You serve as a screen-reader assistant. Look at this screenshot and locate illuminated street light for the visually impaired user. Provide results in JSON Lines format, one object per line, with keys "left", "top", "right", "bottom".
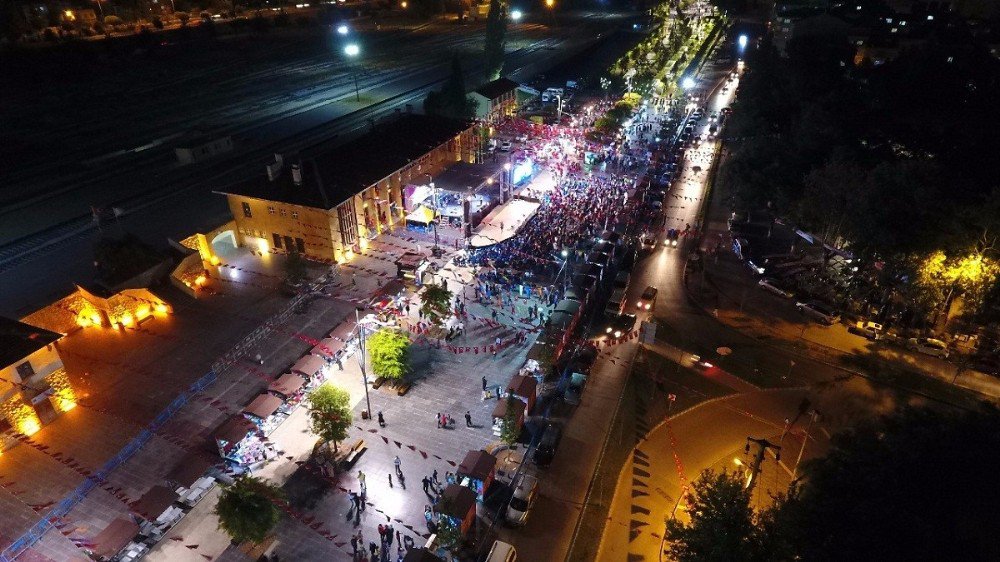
{"left": 738, "top": 34, "right": 749, "bottom": 49}
{"left": 401, "top": 1, "right": 408, "bottom": 7}
{"left": 344, "top": 44, "right": 362, "bottom": 101}
{"left": 510, "top": 9, "right": 523, "bottom": 21}
{"left": 681, "top": 76, "right": 696, "bottom": 90}
{"left": 337, "top": 24, "right": 350, "bottom": 35}
{"left": 545, "top": 0, "right": 554, "bottom": 7}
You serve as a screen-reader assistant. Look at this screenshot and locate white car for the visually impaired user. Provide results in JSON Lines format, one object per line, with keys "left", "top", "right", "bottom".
{"left": 499, "top": 140, "right": 513, "bottom": 152}
{"left": 907, "top": 337, "right": 949, "bottom": 359}
{"left": 506, "top": 473, "right": 538, "bottom": 526}
{"left": 758, "top": 278, "right": 793, "bottom": 298}
{"left": 795, "top": 301, "right": 840, "bottom": 325}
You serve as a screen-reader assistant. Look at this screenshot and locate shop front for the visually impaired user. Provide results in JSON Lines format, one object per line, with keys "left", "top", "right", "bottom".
{"left": 268, "top": 372, "right": 308, "bottom": 403}
{"left": 242, "top": 392, "right": 287, "bottom": 433}
{"left": 130, "top": 485, "right": 182, "bottom": 544}
{"left": 291, "top": 353, "right": 328, "bottom": 388}
{"left": 456, "top": 449, "right": 497, "bottom": 500}
{"left": 438, "top": 484, "right": 478, "bottom": 538}
{"left": 211, "top": 415, "right": 273, "bottom": 469}
{"left": 491, "top": 397, "right": 525, "bottom": 438}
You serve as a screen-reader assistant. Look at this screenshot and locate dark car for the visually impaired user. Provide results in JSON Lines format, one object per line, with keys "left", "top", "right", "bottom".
{"left": 533, "top": 423, "right": 562, "bottom": 467}
{"left": 604, "top": 313, "right": 637, "bottom": 339}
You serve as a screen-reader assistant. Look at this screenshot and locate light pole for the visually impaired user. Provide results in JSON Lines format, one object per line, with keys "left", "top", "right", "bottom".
{"left": 355, "top": 307, "right": 373, "bottom": 419}
{"left": 792, "top": 410, "right": 820, "bottom": 480}
{"left": 431, "top": 181, "right": 441, "bottom": 255}
{"left": 503, "top": 161, "right": 511, "bottom": 202}
{"left": 344, "top": 43, "right": 361, "bottom": 102}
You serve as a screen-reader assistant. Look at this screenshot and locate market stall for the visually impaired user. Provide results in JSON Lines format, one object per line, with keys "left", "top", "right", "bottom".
{"left": 330, "top": 319, "right": 358, "bottom": 342}
{"left": 491, "top": 397, "right": 525, "bottom": 438}
{"left": 211, "top": 415, "right": 272, "bottom": 468}
{"left": 165, "top": 453, "right": 216, "bottom": 507}
{"left": 506, "top": 374, "right": 538, "bottom": 415}
{"left": 268, "top": 372, "right": 307, "bottom": 403}
{"left": 131, "top": 485, "right": 182, "bottom": 541}
{"left": 438, "top": 484, "right": 477, "bottom": 538}
{"left": 395, "top": 251, "right": 428, "bottom": 280}
{"left": 88, "top": 517, "right": 139, "bottom": 561}
{"left": 456, "top": 449, "right": 497, "bottom": 499}
{"left": 310, "top": 337, "right": 346, "bottom": 362}
{"left": 291, "top": 353, "right": 328, "bottom": 387}
{"left": 242, "top": 392, "right": 286, "bottom": 433}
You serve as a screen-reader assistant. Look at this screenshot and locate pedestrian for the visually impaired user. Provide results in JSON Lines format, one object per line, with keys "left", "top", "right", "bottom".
{"left": 465, "top": 410, "right": 472, "bottom": 427}
{"left": 351, "top": 535, "right": 358, "bottom": 557}
{"left": 388, "top": 473, "right": 393, "bottom": 488}
{"left": 352, "top": 273, "right": 357, "bottom": 287}
{"left": 436, "top": 412, "right": 441, "bottom": 428}
{"left": 432, "top": 469, "right": 438, "bottom": 484}
{"left": 422, "top": 476, "right": 430, "bottom": 492}
{"left": 377, "top": 411, "right": 386, "bottom": 428}
{"left": 336, "top": 356, "right": 343, "bottom": 371}
{"left": 482, "top": 376, "right": 488, "bottom": 391}
{"left": 394, "top": 455, "right": 401, "bottom": 474}
{"left": 370, "top": 542, "right": 378, "bottom": 560}
{"left": 398, "top": 472, "right": 406, "bottom": 489}
{"left": 395, "top": 529, "right": 401, "bottom": 547}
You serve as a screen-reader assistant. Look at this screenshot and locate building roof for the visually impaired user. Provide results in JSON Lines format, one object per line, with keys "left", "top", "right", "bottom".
{"left": 215, "top": 114, "right": 473, "bottom": 210}
{"left": 507, "top": 374, "right": 537, "bottom": 400}
{"left": 130, "top": 485, "right": 177, "bottom": 520}
{"left": 475, "top": 77, "right": 520, "bottom": 100}
{"left": 439, "top": 483, "right": 477, "bottom": 520}
{"left": 458, "top": 449, "right": 497, "bottom": 481}
{"left": 242, "top": 393, "right": 284, "bottom": 420}
{"left": 292, "top": 354, "right": 326, "bottom": 377}
{"left": 0, "top": 317, "right": 61, "bottom": 369}
{"left": 90, "top": 518, "right": 139, "bottom": 558}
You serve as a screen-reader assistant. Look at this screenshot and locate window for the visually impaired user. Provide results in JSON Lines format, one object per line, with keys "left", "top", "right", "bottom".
{"left": 242, "top": 202, "right": 252, "bottom": 218}
{"left": 273, "top": 233, "right": 282, "bottom": 249}
{"left": 15, "top": 361, "right": 34, "bottom": 381}
{"left": 268, "top": 206, "right": 276, "bottom": 215}
{"left": 296, "top": 238, "right": 305, "bottom": 254}
{"left": 279, "top": 208, "right": 287, "bottom": 217}
{"left": 291, "top": 211, "right": 299, "bottom": 219}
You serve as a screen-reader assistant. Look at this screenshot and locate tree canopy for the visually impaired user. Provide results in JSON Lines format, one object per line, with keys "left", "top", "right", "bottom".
{"left": 215, "top": 475, "right": 283, "bottom": 545}
{"left": 306, "top": 383, "right": 352, "bottom": 451}
{"left": 425, "top": 54, "right": 476, "bottom": 120}
{"left": 368, "top": 328, "right": 410, "bottom": 380}
{"left": 420, "top": 283, "right": 453, "bottom": 326}
{"left": 483, "top": 0, "right": 507, "bottom": 80}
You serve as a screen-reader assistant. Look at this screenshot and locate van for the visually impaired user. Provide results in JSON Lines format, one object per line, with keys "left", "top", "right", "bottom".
{"left": 486, "top": 540, "right": 517, "bottom": 562}
{"left": 533, "top": 423, "right": 562, "bottom": 467}
{"left": 606, "top": 288, "right": 627, "bottom": 317}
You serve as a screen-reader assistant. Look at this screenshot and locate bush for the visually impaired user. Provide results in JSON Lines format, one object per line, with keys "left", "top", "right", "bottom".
{"left": 152, "top": 16, "right": 164, "bottom": 29}
{"left": 104, "top": 15, "right": 123, "bottom": 26}
{"left": 176, "top": 12, "right": 190, "bottom": 25}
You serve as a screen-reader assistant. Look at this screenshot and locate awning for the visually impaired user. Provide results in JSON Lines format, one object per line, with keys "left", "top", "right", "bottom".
{"left": 130, "top": 485, "right": 177, "bottom": 520}
{"left": 395, "top": 251, "right": 427, "bottom": 271}
{"left": 507, "top": 374, "right": 537, "bottom": 400}
{"left": 457, "top": 450, "right": 497, "bottom": 481}
{"left": 492, "top": 398, "right": 525, "bottom": 422}
{"left": 211, "top": 416, "right": 257, "bottom": 455}
{"left": 439, "top": 483, "right": 477, "bottom": 520}
{"left": 268, "top": 373, "right": 306, "bottom": 398}
{"left": 292, "top": 354, "right": 326, "bottom": 377}
{"left": 311, "top": 338, "right": 345, "bottom": 359}
{"left": 242, "top": 393, "right": 284, "bottom": 420}
{"left": 166, "top": 454, "right": 216, "bottom": 488}
{"left": 90, "top": 518, "right": 139, "bottom": 559}
{"left": 330, "top": 320, "right": 358, "bottom": 341}
{"left": 406, "top": 205, "right": 436, "bottom": 225}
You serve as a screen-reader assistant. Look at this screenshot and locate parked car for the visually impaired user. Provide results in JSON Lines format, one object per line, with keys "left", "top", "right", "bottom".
{"left": 637, "top": 286, "right": 658, "bottom": 311}
{"left": 605, "top": 313, "right": 637, "bottom": 339}
{"left": 666, "top": 229, "right": 680, "bottom": 247}
{"left": 614, "top": 270, "right": 631, "bottom": 289}
{"left": 563, "top": 371, "right": 587, "bottom": 406}
{"left": 907, "top": 337, "right": 950, "bottom": 359}
{"left": 499, "top": 140, "right": 513, "bottom": 152}
{"left": 758, "top": 277, "right": 793, "bottom": 298}
{"left": 506, "top": 473, "right": 538, "bottom": 526}
{"left": 640, "top": 232, "right": 657, "bottom": 252}
{"left": 795, "top": 301, "right": 840, "bottom": 325}
{"left": 486, "top": 540, "right": 518, "bottom": 562}
{"left": 848, "top": 320, "right": 883, "bottom": 341}
{"left": 533, "top": 424, "right": 562, "bottom": 467}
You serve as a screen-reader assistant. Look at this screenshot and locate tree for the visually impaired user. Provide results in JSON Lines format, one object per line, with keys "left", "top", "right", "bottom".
{"left": 435, "top": 513, "right": 463, "bottom": 548}
{"left": 215, "top": 475, "right": 283, "bottom": 545}
{"left": 424, "top": 54, "right": 476, "bottom": 120}
{"left": 770, "top": 406, "right": 1000, "bottom": 560}
{"left": 665, "top": 469, "right": 768, "bottom": 562}
{"left": 483, "top": 0, "right": 506, "bottom": 80}
{"left": 284, "top": 249, "right": 307, "bottom": 283}
{"left": 420, "top": 283, "right": 453, "bottom": 326}
{"left": 368, "top": 328, "right": 410, "bottom": 380}
{"left": 499, "top": 398, "right": 520, "bottom": 445}
{"left": 306, "top": 383, "right": 352, "bottom": 452}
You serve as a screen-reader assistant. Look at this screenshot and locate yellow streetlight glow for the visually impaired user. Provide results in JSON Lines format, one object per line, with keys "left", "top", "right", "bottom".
{"left": 545, "top": 0, "right": 554, "bottom": 7}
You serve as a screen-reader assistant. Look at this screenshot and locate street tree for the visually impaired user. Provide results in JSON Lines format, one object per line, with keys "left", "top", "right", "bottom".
{"left": 435, "top": 515, "right": 463, "bottom": 549}
{"left": 483, "top": 0, "right": 506, "bottom": 80}
{"left": 215, "top": 475, "right": 283, "bottom": 545}
{"left": 770, "top": 406, "right": 1000, "bottom": 560}
{"left": 420, "top": 283, "right": 453, "bottom": 327}
{"left": 664, "top": 469, "right": 768, "bottom": 562}
{"left": 424, "top": 54, "right": 477, "bottom": 120}
{"left": 306, "top": 383, "right": 352, "bottom": 452}
{"left": 499, "top": 398, "right": 520, "bottom": 445}
{"left": 368, "top": 328, "right": 410, "bottom": 380}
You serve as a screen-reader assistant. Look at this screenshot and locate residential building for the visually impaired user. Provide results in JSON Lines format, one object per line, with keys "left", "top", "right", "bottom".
{"left": 214, "top": 114, "right": 477, "bottom": 263}
{"left": 471, "top": 77, "right": 521, "bottom": 123}
{"left": 0, "top": 317, "right": 74, "bottom": 450}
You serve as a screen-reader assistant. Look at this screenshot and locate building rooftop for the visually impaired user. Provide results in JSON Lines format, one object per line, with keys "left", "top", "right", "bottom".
{"left": 0, "top": 316, "right": 61, "bottom": 369}
{"left": 475, "top": 77, "right": 520, "bottom": 100}
{"left": 215, "top": 114, "right": 473, "bottom": 210}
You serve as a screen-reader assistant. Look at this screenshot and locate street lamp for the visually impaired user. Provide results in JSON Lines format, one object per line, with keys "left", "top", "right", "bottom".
{"left": 503, "top": 162, "right": 512, "bottom": 202}
{"left": 337, "top": 24, "right": 350, "bottom": 35}
{"left": 355, "top": 307, "right": 373, "bottom": 420}
{"left": 510, "top": 9, "right": 523, "bottom": 21}
{"left": 738, "top": 34, "right": 748, "bottom": 49}
{"left": 681, "top": 76, "right": 696, "bottom": 90}
{"left": 344, "top": 43, "right": 361, "bottom": 102}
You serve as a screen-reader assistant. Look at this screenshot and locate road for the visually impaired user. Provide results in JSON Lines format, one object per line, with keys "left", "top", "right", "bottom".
{"left": 0, "top": 14, "right": 627, "bottom": 317}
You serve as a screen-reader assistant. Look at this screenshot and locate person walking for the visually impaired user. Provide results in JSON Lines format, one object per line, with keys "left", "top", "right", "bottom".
{"left": 436, "top": 412, "right": 441, "bottom": 428}
{"left": 482, "top": 376, "right": 488, "bottom": 392}
{"left": 377, "top": 411, "right": 386, "bottom": 428}
{"left": 351, "top": 535, "right": 358, "bottom": 558}
{"left": 465, "top": 411, "right": 472, "bottom": 427}
{"left": 394, "top": 455, "right": 402, "bottom": 475}
{"left": 357, "top": 470, "right": 366, "bottom": 492}
{"left": 388, "top": 473, "right": 393, "bottom": 488}
{"left": 432, "top": 469, "right": 438, "bottom": 484}
{"left": 422, "top": 476, "right": 430, "bottom": 493}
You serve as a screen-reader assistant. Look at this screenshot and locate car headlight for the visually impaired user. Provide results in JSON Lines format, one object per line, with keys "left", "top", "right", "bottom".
{"left": 614, "top": 330, "right": 622, "bottom": 338}
{"left": 645, "top": 303, "right": 651, "bottom": 309}
{"left": 605, "top": 326, "right": 612, "bottom": 333}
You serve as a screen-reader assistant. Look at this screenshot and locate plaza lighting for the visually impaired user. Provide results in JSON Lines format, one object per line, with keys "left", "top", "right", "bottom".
{"left": 511, "top": 9, "right": 523, "bottom": 21}
{"left": 545, "top": 0, "right": 554, "bottom": 7}
{"left": 738, "top": 34, "right": 748, "bottom": 49}
{"left": 337, "top": 24, "right": 350, "bottom": 35}
{"left": 681, "top": 77, "right": 696, "bottom": 90}
{"left": 344, "top": 43, "right": 360, "bottom": 57}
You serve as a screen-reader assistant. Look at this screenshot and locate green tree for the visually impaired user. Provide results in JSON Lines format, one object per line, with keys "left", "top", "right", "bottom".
{"left": 306, "top": 383, "right": 352, "bottom": 452}
{"left": 214, "top": 475, "right": 283, "bottom": 545}
{"left": 483, "top": 0, "right": 506, "bottom": 80}
{"left": 368, "top": 328, "right": 410, "bottom": 380}
{"left": 665, "top": 469, "right": 767, "bottom": 561}
{"left": 499, "top": 398, "right": 520, "bottom": 445}
{"left": 435, "top": 515, "right": 463, "bottom": 549}
{"left": 771, "top": 406, "right": 1000, "bottom": 560}
{"left": 425, "top": 54, "right": 476, "bottom": 120}
{"left": 420, "top": 283, "right": 453, "bottom": 326}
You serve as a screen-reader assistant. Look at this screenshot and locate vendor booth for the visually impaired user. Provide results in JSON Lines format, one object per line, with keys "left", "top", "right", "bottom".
{"left": 506, "top": 374, "right": 538, "bottom": 415}
{"left": 88, "top": 517, "right": 140, "bottom": 561}
{"left": 242, "top": 392, "right": 286, "bottom": 433}
{"left": 268, "top": 372, "right": 307, "bottom": 403}
{"left": 492, "top": 397, "right": 525, "bottom": 438}
{"left": 166, "top": 453, "right": 216, "bottom": 507}
{"left": 405, "top": 204, "right": 437, "bottom": 228}
{"left": 438, "top": 484, "right": 478, "bottom": 538}
{"left": 311, "top": 337, "right": 346, "bottom": 362}
{"left": 131, "top": 485, "right": 182, "bottom": 541}
{"left": 395, "top": 252, "right": 428, "bottom": 280}
{"left": 457, "top": 449, "right": 497, "bottom": 499}
{"left": 211, "top": 415, "right": 272, "bottom": 468}
{"left": 291, "top": 353, "right": 327, "bottom": 386}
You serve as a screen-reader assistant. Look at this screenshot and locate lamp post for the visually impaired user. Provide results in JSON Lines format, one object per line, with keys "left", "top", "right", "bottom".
{"left": 503, "top": 161, "right": 512, "bottom": 202}
{"left": 355, "top": 307, "right": 373, "bottom": 419}
{"left": 344, "top": 43, "right": 361, "bottom": 102}
{"left": 431, "top": 181, "right": 441, "bottom": 255}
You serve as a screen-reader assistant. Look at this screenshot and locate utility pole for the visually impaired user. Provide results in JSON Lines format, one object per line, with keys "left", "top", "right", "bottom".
{"left": 744, "top": 437, "right": 781, "bottom": 493}
{"left": 792, "top": 410, "right": 820, "bottom": 480}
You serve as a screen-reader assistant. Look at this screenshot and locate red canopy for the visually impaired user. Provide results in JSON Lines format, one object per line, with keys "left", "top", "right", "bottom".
{"left": 90, "top": 518, "right": 139, "bottom": 558}
{"left": 268, "top": 373, "right": 306, "bottom": 398}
